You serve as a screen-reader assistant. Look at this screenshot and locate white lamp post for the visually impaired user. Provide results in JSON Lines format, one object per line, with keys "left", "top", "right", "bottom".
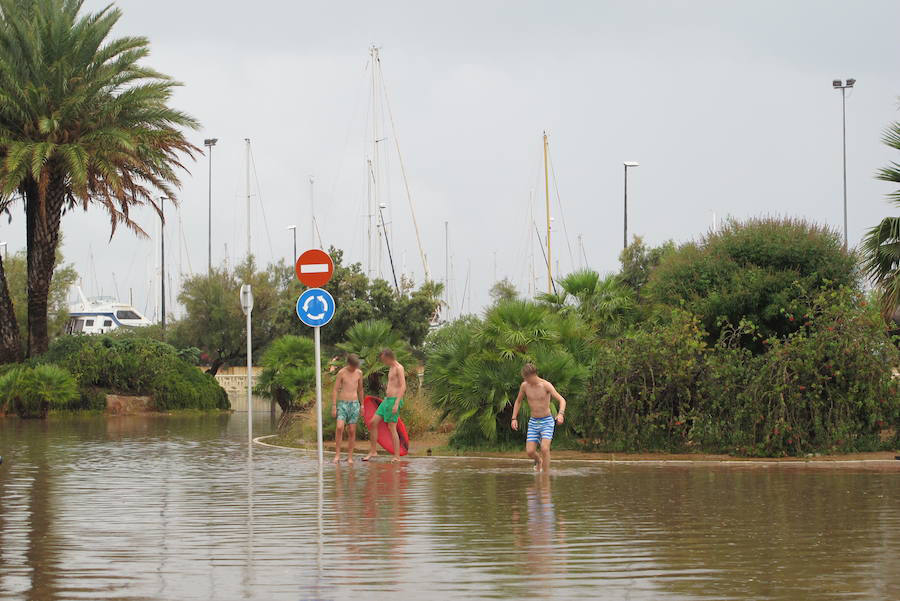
{"left": 240, "top": 284, "right": 254, "bottom": 442}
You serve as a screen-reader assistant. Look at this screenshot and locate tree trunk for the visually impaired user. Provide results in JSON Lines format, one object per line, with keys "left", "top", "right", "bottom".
{"left": 0, "top": 254, "right": 21, "bottom": 363}
{"left": 25, "top": 175, "right": 65, "bottom": 357}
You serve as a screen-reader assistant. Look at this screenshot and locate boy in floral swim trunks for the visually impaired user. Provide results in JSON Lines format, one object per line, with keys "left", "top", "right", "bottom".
{"left": 511, "top": 363, "right": 567, "bottom": 471}
{"left": 331, "top": 354, "right": 364, "bottom": 463}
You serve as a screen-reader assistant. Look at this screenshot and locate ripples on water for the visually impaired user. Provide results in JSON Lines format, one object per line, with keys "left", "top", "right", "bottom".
{"left": 0, "top": 415, "right": 898, "bottom": 601}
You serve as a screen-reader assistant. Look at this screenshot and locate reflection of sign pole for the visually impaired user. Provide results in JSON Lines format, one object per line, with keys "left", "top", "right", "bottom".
{"left": 296, "top": 250, "right": 336, "bottom": 465}
{"left": 240, "top": 284, "right": 254, "bottom": 443}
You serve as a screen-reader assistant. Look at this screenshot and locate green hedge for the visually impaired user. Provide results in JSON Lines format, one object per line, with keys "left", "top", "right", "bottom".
{"left": 583, "top": 290, "right": 900, "bottom": 456}
{"left": 39, "top": 335, "right": 229, "bottom": 411}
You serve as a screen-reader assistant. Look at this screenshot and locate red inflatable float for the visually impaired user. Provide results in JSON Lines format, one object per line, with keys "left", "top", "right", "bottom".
{"left": 363, "top": 395, "right": 410, "bottom": 456}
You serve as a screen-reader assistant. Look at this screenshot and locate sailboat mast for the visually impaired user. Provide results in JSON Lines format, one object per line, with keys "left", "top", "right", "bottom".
{"left": 366, "top": 159, "right": 373, "bottom": 277}
{"left": 444, "top": 220, "right": 449, "bottom": 309}
{"left": 245, "top": 138, "right": 251, "bottom": 262}
{"left": 309, "top": 175, "right": 316, "bottom": 248}
{"left": 369, "top": 45, "right": 379, "bottom": 279}
{"left": 528, "top": 189, "right": 535, "bottom": 298}
{"left": 543, "top": 132, "right": 552, "bottom": 293}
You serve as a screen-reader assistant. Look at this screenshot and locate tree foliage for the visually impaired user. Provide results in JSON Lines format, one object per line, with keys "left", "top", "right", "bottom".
{"left": 0, "top": 0, "right": 198, "bottom": 355}
{"left": 171, "top": 248, "right": 441, "bottom": 374}
{"left": 3, "top": 247, "right": 77, "bottom": 353}
{"left": 861, "top": 115, "right": 900, "bottom": 317}
{"left": 645, "top": 217, "right": 857, "bottom": 347}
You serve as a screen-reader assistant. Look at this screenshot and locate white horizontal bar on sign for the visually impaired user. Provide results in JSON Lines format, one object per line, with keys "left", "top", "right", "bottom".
{"left": 300, "top": 264, "right": 329, "bottom": 274}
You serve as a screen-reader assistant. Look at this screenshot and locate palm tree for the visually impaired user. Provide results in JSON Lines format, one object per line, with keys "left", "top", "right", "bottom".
{"left": 425, "top": 300, "right": 589, "bottom": 445}
{"left": 336, "top": 319, "right": 412, "bottom": 394}
{"left": 255, "top": 335, "right": 317, "bottom": 413}
{"left": 0, "top": 0, "right": 199, "bottom": 356}
{"left": 862, "top": 117, "right": 900, "bottom": 317}
{"left": 539, "top": 269, "right": 635, "bottom": 335}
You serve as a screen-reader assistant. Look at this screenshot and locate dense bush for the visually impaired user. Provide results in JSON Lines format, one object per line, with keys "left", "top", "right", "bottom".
{"left": 645, "top": 217, "right": 857, "bottom": 348}
{"left": 256, "top": 335, "right": 318, "bottom": 412}
{"left": 693, "top": 289, "right": 900, "bottom": 455}
{"left": 582, "top": 310, "right": 708, "bottom": 450}
{"left": 581, "top": 290, "right": 900, "bottom": 456}
{"left": 39, "top": 335, "right": 228, "bottom": 411}
{"left": 0, "top": 364, "right": 79, "bottom": 418}
{"left": 425, "top": 301, "right": 590, "bottom": 447}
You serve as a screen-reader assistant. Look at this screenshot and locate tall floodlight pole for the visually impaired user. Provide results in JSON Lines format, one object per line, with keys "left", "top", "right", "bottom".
{"left": 623, "top": 162, "right": 640, "bottom": 249}
{"left": 309, "top": 175, "right": 317, "bottom": 248}
{"left": 832, "top": 78, "right": 855, "bottom": 249}
{"left": 287, "top": 225, "right": 297, "bottom": 264}
{"left": 159, "top": 197, "right": 167, "bottom": 332}
{"left": 204, "top": 138, "right": 218, "bottom": 274}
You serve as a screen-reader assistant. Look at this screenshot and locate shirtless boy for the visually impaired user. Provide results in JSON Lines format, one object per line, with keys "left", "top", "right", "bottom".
{"left": 331, "top": 354, "right": 364, "bottom": 464}
{"left": 511, "top": 363, "right": 567, "bottom": 471}
{"left": 363, "top": 349, "right": 406, "bottom": 463}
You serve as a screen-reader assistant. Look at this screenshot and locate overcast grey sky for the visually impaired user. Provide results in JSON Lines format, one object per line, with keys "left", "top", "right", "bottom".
{"left": 3, "top": 0, "right": 900, "bottom": 320}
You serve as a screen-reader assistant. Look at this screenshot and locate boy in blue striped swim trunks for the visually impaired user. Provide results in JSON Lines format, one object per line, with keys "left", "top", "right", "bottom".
{"left": 511, "top": 363, "right": 567, "bottom": 472}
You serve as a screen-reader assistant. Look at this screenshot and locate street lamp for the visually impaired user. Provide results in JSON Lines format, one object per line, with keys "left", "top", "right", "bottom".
{"left": 204, "top": 138, "right": 218, "bottom": 274}
{"left": 239, "top": 283, "right": 254, "bottom": 442}
{"left": 286, "top": 225, "right": 297, "bottom": 265}
{"left": 832, "top": 78, "right": 855, "bottom": 249}
{"left": 623, "top": 161, "right": 640, "bottom": 249}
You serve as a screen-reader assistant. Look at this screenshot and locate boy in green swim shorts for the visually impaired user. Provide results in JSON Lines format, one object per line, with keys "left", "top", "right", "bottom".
{"left": 364, "top": 348, "right": 406, "bottom": 463}
{"left": 331, "top": 354, "right": 364, "bottom": 463}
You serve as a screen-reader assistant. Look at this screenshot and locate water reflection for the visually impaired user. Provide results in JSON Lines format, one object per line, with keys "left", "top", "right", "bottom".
{"left": 0, "top": 415, "right": 897, "bottom": 601}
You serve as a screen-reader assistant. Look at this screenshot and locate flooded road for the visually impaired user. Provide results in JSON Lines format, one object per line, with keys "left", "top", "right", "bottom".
{"left": 1, "top": 414, "right": 898, "bottom": 601}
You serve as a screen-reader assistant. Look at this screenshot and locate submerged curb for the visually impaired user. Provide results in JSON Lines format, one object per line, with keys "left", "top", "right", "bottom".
{"left": 252, "top": 435, "right": 899, "bottom": 466}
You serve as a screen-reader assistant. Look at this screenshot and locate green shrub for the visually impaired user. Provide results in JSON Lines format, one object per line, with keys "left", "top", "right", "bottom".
{"left": 578, "top": 289, "right": 900, "bottom": 456}
{"left": 583, "top": 310, "right": 708, "bottom": 451}
{"left": 38, "top": 334, "right": 229, "bottom": 411}
{"left": 0, "top": 364, "right": 79, "bottom": 418}
{"left": 693, "top": 288, "right": 900, "bottom": 455}
{"left": 255, "top": 335, "right": 317, "bottom": 412}
{"left": 645, "top": 217, "right": 857, "bottom": 349}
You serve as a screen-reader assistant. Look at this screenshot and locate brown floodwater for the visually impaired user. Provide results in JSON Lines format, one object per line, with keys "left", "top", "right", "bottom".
{"left": 0, "top": 414, "right": 898, "bottom": 601}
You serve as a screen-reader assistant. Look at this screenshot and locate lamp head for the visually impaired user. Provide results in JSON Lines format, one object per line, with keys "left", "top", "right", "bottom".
{"left": 286, "top": 225, "right": 297, "bottom": 231}
{"left": 846, "top": 78, "right": 856, "bottom": 87}
{"left": 624, "top": 161, "right": 640, "bottom": 167}
{"left": 203, "top": 138, "right": 218, "bottom": 147}
{"left": 832, "top": 79, "right": 842, "bottom": 88}
{"left": 239, "top": 284, "right": 254, "bottom": 314}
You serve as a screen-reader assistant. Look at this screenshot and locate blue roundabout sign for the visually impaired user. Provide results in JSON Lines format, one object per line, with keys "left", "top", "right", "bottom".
{"left": 296, "top": 288, "right": 335, "bottom": 328}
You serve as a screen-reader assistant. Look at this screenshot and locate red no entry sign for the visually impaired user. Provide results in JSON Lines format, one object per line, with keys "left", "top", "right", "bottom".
{"left": 295, "top": 249, "right": 334, "bottom": 287}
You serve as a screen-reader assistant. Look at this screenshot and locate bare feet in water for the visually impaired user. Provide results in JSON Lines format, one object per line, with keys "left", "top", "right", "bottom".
{"left": 333, "top": 455, "right": 341, "bottom": 464}
{"left": 391, "top": 457, "right": 400, "bottom": 463}
{"left": 362, "top": 452, "right": 376, "bottom": 462}
{"left": 347, "top": 456, "right": 354, "bottom": 465}
{"left": 533, "top": 456, "right": 543, "bottom": 471}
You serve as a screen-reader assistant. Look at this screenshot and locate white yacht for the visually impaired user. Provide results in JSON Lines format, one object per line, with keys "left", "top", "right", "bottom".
{"left": 65, "top": 288, "right": 152, "bottom": 334}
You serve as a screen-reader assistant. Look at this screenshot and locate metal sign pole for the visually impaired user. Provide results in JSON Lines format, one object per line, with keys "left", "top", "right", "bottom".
{"left": 314, "top": 325, "right": 323, "bottom": 465}
{"left": 246, "top": 297, "right": 253, "bottom": 444}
